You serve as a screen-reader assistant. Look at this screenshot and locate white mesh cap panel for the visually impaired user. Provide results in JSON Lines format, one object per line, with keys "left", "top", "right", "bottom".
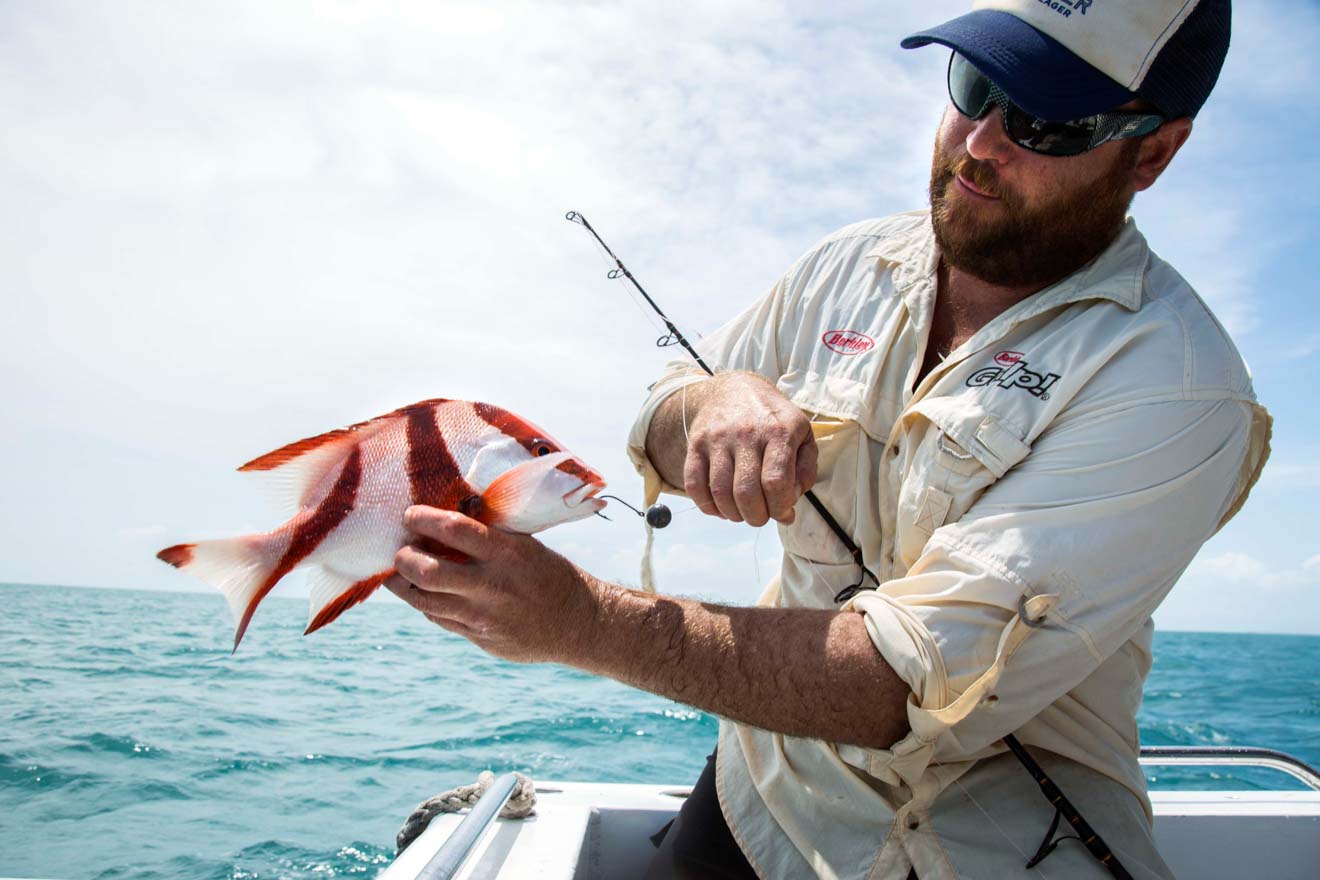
{"left": 971, "top": 0, "right": 1202, "bottom": 88}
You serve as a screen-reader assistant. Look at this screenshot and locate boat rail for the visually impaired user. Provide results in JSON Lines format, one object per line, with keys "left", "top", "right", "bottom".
{"left": 387, "top": 749, "right": 1320, "bottom": 880}
{"left": 1139, "top": 746, "right": 1320, "bottom": 791}
{"left": 409, "top": 771, "right": 519, "bottom": 880}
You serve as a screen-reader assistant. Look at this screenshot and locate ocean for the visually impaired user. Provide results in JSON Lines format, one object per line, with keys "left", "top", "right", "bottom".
{"left": 2, "top": 583, "right": 1317, "bottom": 880}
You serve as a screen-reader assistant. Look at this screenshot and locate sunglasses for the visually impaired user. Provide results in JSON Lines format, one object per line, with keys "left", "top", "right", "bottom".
{"left": 946, "top": 52, "right": 1164, "bottom": 157}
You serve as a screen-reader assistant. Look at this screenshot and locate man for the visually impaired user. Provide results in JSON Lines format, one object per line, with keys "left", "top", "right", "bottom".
{"left": 387, "top": 1, "right": 1270, "bottom": 877}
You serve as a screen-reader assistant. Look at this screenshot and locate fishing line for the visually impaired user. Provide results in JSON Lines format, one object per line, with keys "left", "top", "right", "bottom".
{"left": 566, "top": 210, "right": 877, "bottom": 601}
{"left": 572, "top": 212, "right": 689, "bottom": 352}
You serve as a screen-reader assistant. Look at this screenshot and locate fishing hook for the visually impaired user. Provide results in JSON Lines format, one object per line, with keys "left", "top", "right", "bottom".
{"left": 599, "top": 494, "right": 673, "bottom": 529}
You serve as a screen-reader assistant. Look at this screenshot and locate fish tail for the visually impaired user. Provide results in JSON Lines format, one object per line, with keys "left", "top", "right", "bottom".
{"left": 156, "top": 535, "right": 282, "bottom": 651}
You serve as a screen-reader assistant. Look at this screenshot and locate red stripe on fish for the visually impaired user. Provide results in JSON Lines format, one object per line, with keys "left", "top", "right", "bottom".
{"left": 555, "top": 456, "right": 605, "bottom": 487}
{"left": 473, "top": 402, "right": 558, "bottom": 457}
{"left": 156, "top": 543, "right": 196, "bottom": 568}
{"left": 474, "top": 402, "right": 605, "bottom": 491}
{"left": 233, "top": 447, "right": 362, "bottom": 649}
{"left": 405, "top": 402, "right": 475, "bottom": 509}
{"left": 304, "top": 568, "right": 395, "bottom": 635}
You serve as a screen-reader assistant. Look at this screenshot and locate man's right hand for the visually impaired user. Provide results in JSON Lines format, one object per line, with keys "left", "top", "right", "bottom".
{"left": 646, "top": 372, "right": 817, "bottom": 527}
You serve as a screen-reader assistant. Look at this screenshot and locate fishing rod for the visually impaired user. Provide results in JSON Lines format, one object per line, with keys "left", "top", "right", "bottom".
{"left": 566, "top": 210, "right": 1135, "bottom": 879}
{"left": 566, "top": 210, "right": 877, "bottom": 603}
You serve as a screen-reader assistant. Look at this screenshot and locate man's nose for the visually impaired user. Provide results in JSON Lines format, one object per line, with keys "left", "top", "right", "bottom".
{"left": 965, "top": 106, "right": 1015, "bottom": 163}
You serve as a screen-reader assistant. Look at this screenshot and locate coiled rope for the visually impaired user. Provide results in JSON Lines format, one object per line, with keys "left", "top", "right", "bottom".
{"left": 395, "top": 770, "right": 537, "bottom": 854}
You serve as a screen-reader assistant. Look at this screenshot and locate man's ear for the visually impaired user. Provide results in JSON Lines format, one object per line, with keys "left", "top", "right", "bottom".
{"left": 1132, "top": 117, "right": 1193, "bottom": 192}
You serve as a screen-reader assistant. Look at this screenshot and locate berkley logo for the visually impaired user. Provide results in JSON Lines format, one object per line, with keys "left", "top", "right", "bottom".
{"left": 822, "top": 329, "right": 875, "bottom": 356}
{"left": 967, "top": 354, "right": 1061, "bottom": 400}
{"left": 994, "top": 351, "right": 1023, "bottom": 367}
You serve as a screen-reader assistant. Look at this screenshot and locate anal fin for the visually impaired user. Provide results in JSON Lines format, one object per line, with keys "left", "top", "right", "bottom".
{"left": 305, "top": 566, "right": 395, "bottom": 635}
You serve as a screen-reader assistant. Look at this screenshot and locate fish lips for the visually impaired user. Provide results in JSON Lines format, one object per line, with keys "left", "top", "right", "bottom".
{"left": 563, "top": 479, "right": 607, "bottom": 513}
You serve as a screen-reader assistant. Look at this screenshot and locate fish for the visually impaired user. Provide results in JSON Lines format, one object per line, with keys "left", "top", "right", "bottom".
{"left": 156, "top": 398, "right": 607, "bottom": 650}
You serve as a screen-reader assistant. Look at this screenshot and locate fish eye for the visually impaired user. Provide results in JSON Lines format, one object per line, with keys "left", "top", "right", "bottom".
{"left": 534, "top": 443, "right": 553, "bottom": 457}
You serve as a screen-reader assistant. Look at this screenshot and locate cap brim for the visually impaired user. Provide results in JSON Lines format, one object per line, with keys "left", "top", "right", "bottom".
{"left": 902, "top": 10, "right": 1136, "bottom": 121}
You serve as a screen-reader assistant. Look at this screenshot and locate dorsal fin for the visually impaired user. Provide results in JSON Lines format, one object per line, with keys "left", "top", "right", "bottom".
{"left": 237, "top": 400, "right": 448, "bottom": 512}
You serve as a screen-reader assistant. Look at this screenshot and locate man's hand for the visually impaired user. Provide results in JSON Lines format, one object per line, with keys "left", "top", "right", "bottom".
{"left": 385, "top": 506, "right": 602, "bottom": 664}
{"left": 650, "top": 371, "right": 817, "bottom": 526}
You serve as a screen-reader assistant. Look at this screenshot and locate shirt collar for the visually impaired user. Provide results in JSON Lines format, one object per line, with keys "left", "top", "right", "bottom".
{"left": 865, "top": 210, "right": 1149, "bottom": 314}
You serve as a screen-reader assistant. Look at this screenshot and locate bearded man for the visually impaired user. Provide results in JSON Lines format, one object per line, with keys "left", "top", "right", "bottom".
{"left": 387, "top": 2, "right": 1270, "bottom": 877}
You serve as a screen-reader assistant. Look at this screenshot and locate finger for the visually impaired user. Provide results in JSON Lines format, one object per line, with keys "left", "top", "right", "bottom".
{"left": 383, "top": 576, "right": 469, "bottom": 630}
{"left": 684, "top": 447, "right": 720, "bottom": 519}
{"left": 409, "top": 588, "right": 473, "bottom": 626}
{"left": 795, "top": 434, "right": 819, "bottom": 493}
{"left": 760, "top": 437, "right": 799, "bottom": 524}
{"left": 732, "top": 447, "right": 770, "bottom": 527}
{"left": 403, "top": 506, "right": 495, "bottom": 559}
{"left": 706, "top": 448, "right": 742, "bottom": 522}
{"left": 425, "top": 612, "right": 475, "bottom": 637}
{"left": 395, "top": 544, "right": 477, "bottom": 594}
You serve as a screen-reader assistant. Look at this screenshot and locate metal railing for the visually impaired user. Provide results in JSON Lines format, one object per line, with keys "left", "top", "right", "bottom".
{"left": 391, "top": 748, "right": 1320, "bottom": 879}
{"left": 410, "top": 772, "right": 519, "bottom": 880}
{"left": 1139, "top": 746, "right": 1320, "bottom": 792}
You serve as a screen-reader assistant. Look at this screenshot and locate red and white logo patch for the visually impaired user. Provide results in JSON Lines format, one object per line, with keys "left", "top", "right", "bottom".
{"left": 994, "top": 351, "right": 1024, "bottom": 367}
{"left": 822, "top": 329, "right": 875, "bottom": 356}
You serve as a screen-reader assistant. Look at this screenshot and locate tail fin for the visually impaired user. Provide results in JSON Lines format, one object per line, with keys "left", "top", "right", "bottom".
{"left": 157, "top": 536, "right": 279, "bottom": 651}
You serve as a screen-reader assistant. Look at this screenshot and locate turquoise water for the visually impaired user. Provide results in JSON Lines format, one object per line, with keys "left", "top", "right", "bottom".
{"left": 2, "top": 583, "right": 1317, "bottom": 880}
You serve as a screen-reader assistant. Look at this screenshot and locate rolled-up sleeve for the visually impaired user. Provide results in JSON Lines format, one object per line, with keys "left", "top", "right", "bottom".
{"left": 845, "top": 396, "right": 1269, "bottom": 783}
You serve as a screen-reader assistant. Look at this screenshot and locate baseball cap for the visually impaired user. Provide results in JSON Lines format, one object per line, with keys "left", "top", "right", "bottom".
{"left": 901, "top": 0, "right": 1231, "bottom": 121}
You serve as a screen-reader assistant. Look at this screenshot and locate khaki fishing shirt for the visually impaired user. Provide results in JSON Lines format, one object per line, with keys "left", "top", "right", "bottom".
{"left": 626, "top": 210, "right": 1270, "bottom": 880}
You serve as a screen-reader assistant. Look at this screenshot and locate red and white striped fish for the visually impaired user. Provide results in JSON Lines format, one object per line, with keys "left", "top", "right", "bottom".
{"left": 156, "top": 398, "right": 606, "bottom": 651}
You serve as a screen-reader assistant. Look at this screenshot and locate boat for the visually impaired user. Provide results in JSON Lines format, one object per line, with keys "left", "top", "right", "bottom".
{"left": 381, "top": 746, "right": 1320, "bottom": 880}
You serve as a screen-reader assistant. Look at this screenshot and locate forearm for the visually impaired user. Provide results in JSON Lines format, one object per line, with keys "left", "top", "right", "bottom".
{"left": 572, "top": 578, "right": 912, "bottom": 749}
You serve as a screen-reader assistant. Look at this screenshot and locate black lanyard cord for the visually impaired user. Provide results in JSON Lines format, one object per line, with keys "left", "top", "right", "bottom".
{"left": 1003, "top": 734, "right": 1134, "bottom": 879}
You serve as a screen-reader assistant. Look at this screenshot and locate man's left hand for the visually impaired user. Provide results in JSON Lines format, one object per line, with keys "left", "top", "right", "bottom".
{"left": 385, "top": 505, "right": 601, "bottom": 664}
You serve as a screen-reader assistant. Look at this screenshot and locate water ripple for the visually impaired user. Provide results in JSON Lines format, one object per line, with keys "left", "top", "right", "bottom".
{"left": 4, "top": 583, "right": 1317, "bottom": 880}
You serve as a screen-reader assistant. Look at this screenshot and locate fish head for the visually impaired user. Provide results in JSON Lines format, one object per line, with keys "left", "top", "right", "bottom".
{"left": 477, "top": 450, "right": 606, "bottom": 533}
{"left": 463, "top": 405, "right": 608, "bottom": 532}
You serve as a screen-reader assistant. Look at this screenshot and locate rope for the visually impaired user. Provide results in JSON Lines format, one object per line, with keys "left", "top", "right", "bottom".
{"left": 395, "top": 770, "right": 537, "bottom": 854}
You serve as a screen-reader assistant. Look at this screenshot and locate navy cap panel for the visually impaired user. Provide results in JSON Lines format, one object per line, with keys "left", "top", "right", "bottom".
{"left": 902, "top": 10, "right": 1137, "bottom": 120}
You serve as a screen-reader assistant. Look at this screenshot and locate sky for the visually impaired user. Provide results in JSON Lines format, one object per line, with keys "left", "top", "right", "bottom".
{"left": 2, "top": 1, "right": 1317, "bottom": 636}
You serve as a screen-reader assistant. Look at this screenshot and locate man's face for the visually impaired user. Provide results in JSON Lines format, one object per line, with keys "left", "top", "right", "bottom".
{"left": 929, "top": 103, "right": 1143, "bottom": 289}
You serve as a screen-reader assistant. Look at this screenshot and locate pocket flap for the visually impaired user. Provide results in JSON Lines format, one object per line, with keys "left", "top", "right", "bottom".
{"left": 906, "top": 397, "right": 1032, "bottom": 478}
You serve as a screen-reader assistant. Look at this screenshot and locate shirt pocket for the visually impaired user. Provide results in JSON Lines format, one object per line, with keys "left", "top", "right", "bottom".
{"left": 897, "top": 397, "right": 1032, "bottom": 561}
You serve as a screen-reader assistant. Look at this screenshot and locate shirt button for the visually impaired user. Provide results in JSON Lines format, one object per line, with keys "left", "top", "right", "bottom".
{"left": 981, "top": 694, "right": 1000, "bottom": 707}
{"left": 907, "top": 818, "right": 921, "bottom": 830}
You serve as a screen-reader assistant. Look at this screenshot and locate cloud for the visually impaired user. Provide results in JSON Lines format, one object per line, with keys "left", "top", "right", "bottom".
{"left": 1286, "top": 334, "right": 1320, "bottom": 360}
{"left": 1156, "top": 547, "right": 1320, "bottom": 635}
{"left": 1187, "top": 551, "right": 1320, "bottom": 593}
{"left": 1256, "top": 461, "right": 1320, "bottom": 491}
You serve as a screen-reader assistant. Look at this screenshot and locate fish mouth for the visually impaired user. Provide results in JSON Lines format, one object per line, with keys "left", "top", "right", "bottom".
{"left": 563, "top": 479, "right": 607, "bottom": 512}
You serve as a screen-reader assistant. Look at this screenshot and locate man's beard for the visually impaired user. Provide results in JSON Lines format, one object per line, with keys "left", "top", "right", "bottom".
{"left": 929, "top": 138, "right": 1140, "bottom": 288}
